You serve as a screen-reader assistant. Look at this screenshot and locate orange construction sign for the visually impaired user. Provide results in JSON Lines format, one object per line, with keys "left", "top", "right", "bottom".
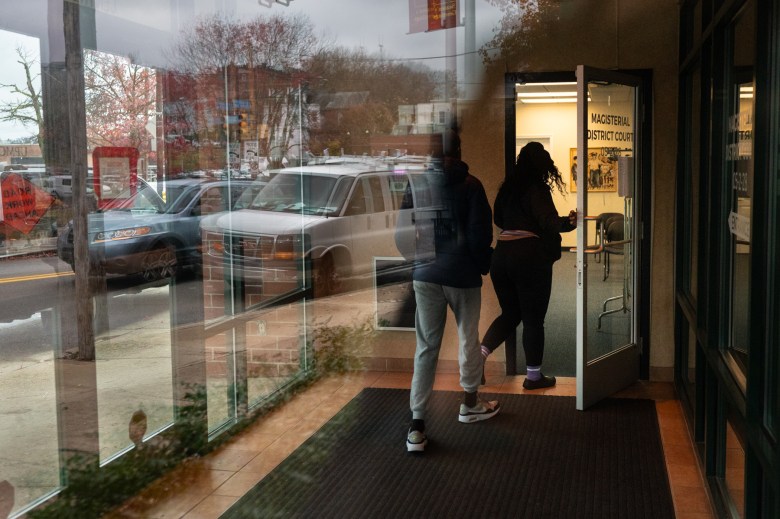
{"left": 0, "top": 173, "right": 54, "bottom": 234}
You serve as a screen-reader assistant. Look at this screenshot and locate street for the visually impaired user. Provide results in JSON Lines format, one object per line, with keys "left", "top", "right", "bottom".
{"left": 0, "top": 253, "right": 181, "bottom": 353}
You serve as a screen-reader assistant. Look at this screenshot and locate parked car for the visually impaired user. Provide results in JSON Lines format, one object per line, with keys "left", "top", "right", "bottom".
{"left": 201, "top": 161, "right": 436, "bottom": 297}
{"left": 57, "top": 177, "right": 258, "bottom": 281}
{"left": 17, "top": 168, "right": 53, "bottom": 192}
{"left": 50, "top": 175, "right": 73, "bottom": 200}
{"left": 49, "top": 168, "right": 116, "bottom": 203}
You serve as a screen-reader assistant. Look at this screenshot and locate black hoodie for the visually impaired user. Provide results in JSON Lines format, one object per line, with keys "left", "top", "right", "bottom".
{"left": 406, "top": 157, "right": 493, "bottom": 288}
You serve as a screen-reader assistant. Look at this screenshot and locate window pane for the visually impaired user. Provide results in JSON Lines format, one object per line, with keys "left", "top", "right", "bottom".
{"left": 688, "top": 323, "right": 697, "bottom": 387}
{"left": 0, "top": 308, "right": 60, "bottom": 511}
{"left": 247, "top": 304, "right": 308, "bottom": 408}
{"left": 688, "top": 67, "right": 701, "bottom": 299}
{"left": 724, "top": 421, "right": 746, "bottom": 518}
{"left": 0, "top": 30, "right": 62, "bottom": 514}
{"left": 368, "top": 176, "right": 385, "bottom": 213}
{"left": 725, "top": 0, "right": 755, "bottom": 380}
{"left": 96, "top": 285, "right": 174, "bottom": 461}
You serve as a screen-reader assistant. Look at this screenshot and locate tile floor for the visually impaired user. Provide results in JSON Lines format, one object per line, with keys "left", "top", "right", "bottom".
{"left": 109, "top": 372, "right": 715, "bottom": 519}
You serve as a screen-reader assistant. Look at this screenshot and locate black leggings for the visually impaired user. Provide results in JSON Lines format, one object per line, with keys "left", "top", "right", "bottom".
{"left": 481, "top": 239, "right": 553, "bottom": 367}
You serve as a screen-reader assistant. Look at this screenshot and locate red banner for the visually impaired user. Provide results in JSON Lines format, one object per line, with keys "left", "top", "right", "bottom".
{"left": 409, "top": 0, "right": 458, "bottom": 34}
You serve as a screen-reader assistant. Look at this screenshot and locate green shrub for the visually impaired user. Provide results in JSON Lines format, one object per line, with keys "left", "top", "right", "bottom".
{"left": 311, "top": 316, "right": 376, "bottom": 375}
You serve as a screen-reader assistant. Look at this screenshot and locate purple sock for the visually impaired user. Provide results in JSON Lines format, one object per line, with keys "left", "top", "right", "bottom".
{"left": 526, "top": 366, "right": 541, "bottom": 381}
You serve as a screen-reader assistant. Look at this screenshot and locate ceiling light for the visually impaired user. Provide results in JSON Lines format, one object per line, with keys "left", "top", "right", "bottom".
{"left": 518, "top": 96, "right": 591, "bottom": 104}
{"left": 516, "top": 82, "right": 577, "bottom": 87}
{"left": 520, "top": 98, "right": 577, "bottom": 103}
{"left": 517, "top": 92, "right": 578, "bottom": 98}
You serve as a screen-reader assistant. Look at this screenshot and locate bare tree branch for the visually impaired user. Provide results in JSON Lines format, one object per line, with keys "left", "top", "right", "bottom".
{"left": 0, "top": 46, "right": 44, "bottom": 146}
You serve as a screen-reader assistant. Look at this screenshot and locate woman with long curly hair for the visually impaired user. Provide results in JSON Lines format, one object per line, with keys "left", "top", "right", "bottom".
{"left": 480, "top": 141, "right": 577, "bottom": 389}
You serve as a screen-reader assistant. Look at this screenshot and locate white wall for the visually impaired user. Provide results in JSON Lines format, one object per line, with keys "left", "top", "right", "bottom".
{"left": 515, "top": 102, "right": 627, "bottom": 247}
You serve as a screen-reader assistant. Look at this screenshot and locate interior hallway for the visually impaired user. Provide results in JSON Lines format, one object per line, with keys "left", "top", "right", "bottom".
{"left": 108, "top": 372, "right": 715, "bottom": 519}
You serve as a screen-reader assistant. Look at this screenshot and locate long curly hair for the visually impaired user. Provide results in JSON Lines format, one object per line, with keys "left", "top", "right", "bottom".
{"left": 506, "top": 141, "right": 567, "bottom": 194}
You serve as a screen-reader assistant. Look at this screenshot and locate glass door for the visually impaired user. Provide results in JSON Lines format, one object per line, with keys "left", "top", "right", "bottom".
{"left": 576, "top": 66, "right": 641, "bottom": 410}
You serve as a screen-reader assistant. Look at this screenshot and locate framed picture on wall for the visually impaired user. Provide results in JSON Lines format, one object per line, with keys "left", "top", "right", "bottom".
{"left": 516, "top": 136, "right": 552, "bottom": 158}
{"left": 569, "top": 148, "right": 618, "bottom": 192}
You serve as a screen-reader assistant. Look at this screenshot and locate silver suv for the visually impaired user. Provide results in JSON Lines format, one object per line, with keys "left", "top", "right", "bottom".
{"left": 202, "top": 161, "right": 429, "bottom": 297}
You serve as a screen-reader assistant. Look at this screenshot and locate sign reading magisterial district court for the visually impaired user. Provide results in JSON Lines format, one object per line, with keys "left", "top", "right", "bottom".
{"left": 0, "top": 173, "right": 54, "bottom": 234}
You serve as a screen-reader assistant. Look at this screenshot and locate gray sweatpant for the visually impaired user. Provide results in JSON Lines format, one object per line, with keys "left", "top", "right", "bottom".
{"left": 409, "top": 280, "right": 483, "bottom": 420}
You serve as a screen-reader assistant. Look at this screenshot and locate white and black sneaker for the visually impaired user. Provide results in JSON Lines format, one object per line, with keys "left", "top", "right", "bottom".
{"left": 406, "top": 428, "right": 427, "bottom": 452}
{"left": 458, "top": 397, "right": 500, "bottom": 423}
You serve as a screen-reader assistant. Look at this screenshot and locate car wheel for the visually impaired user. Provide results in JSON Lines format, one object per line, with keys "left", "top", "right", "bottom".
{"left": 140, "top": 244, "right": 177, "bottom": 282}
{"left": 313, "top": 254, "right": 341, "bottom": 298}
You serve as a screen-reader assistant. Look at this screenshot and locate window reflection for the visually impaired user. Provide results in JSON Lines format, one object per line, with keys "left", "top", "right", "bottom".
{"left": 724, "top": 421, "right": 746, "bottom": 518}
{"left": 725, "top": 1, "right": 755, "bottom": 380}
{"left": 0, "top": 311, "right": 60, "bottom": 509}
{"left": 0, "top": 0, "right": 505, "bottom": 515}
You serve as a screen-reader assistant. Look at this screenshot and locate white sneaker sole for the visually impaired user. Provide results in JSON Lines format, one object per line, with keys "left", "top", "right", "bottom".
{"left": 406, "top": 439, "right": 427, "bottom": 452}
{"left": 458, "top": 406, "right": 500, "bottom": 423}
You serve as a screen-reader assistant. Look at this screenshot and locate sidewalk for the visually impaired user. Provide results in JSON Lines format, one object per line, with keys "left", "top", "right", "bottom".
{"left": 0, "top": 237, "right": 57, "bottom": 260}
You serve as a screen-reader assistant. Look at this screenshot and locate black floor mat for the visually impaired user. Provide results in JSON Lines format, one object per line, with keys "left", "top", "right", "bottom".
{"left": 223, "top": 388, "right": 675, "bottom": 519}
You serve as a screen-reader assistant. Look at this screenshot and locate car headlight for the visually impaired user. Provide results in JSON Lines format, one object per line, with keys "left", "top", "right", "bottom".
{"left": 93, "top": 226, "right": 152, "bottom": 242}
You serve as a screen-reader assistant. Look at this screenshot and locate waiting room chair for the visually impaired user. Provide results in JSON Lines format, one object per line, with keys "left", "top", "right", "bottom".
{"left": 569, "top": 212, "right": 623, "bottom": 272}
{"left": 597, "top": 214, "right": 630, "bottom": 328}
{"left": 602, "top": 214, "right": 625, "bottom": 281}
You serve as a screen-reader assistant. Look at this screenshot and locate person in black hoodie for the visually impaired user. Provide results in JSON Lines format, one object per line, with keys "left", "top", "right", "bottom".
{"left": 400, "top": 128, "right": 498, "bottom": 453}
{"left": 480, "top": 141, "right": 577, "bottom": 390}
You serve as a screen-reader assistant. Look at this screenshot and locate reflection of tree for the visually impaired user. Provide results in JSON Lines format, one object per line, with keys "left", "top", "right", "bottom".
{"left": 307, "top": 47, "right": 442, "bottom": 154}
{"left": 172, "top": 14, "right": 326, "bottom": 160}
{"left": 83, "top": 51, "right": 156, "bottom": 159}
{"left": 343, "top": 103, "right": 394, "bottom": 134}
{"left": 321, "top": 102, "right": 394, "bottom": 156}
{"left": 480, "top": 0, "right": 556, "bottom": 66}
{"left": 0, "top": 47, "right": 44, "bottom": 148}
{"left": 308, "top": 48, "right": 440, "bottom": 109}
{"left": 175, "top": 14, "right": 322, "bottom": 73}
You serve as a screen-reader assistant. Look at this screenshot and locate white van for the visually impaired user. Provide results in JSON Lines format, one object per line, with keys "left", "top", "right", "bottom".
{"left": 51, "top": 175, "right": 73, "bottom": 199}
{"left": 50, "top": 169, "right": 110, "bottom": 201}
{"left": 202, "top": 160, "right": 431, "bottom": 297}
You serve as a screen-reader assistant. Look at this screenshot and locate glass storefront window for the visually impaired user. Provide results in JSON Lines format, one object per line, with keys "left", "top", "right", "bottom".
{"left": 724, "top": 0, "right": 755, "bottom": 383}
{"left": 96, "top": 284, "right": 174, "bottom": 462}
{"left": 724, "top": 420, "right": 746, "bottom": 518}
{"left": 0, "top": 311, "right": 61, "bottom": 513}
{"left": 0, "top": 28, "right": 63, "bottom": 515}
{"left": 0, "top": 0, "right": 706, "bottom": 516}
{"left": 246, "top": 306, "right": 309, "bottom": 408}
{"left": 681, "top": 0, "right": 702, "bottom": 56}
{"left": 205, "top": 331, "right": 234, "bottom": 433}
{"left": 689, "top": 66, "right": 701, "bottom": 300}
{"left": 770, "top": 127, "right": 780, "bottom": 435}
{"left": 688, "top": 324, "right": 697, "bottom": 388}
